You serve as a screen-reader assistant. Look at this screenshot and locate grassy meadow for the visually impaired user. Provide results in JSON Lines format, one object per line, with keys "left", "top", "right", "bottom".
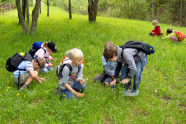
{"left": 0, "top": 7, "right": 185, "bottom": 123}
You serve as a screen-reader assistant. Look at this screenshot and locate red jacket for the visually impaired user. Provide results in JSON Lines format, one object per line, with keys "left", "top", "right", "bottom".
{"left": 152, "top": 26, "right": 161, "bottom": 35}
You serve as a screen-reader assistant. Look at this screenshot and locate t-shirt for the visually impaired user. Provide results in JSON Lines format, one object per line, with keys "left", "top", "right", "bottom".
{"left": 59, "top": 63, "right": 83, "bottom": 90}
{"left": 102, "top": 56, "right": 117, "bottom": 77}
{"left": 13, "top": 60, "right": 33, "bottom": 78}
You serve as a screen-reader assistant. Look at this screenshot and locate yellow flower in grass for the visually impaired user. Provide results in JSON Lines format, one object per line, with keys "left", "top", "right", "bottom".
{"left": 17, "top": 93, "right": 19, "bottom": 96}
{"left": 164, "top": 89, "right": 166, "bottom": 91}
{"left": 7, "top": 90, "right": 8, "bottom": 92}
{"left": 8, "top": 87, "right": 11, "bottom": 89}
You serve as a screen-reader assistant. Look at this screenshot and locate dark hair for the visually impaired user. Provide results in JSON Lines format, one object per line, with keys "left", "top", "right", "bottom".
{"left": 103, "top": 46, "right": 117, "bottom": 60}
{"left": 166, "top": 28, "right": 173, "bottom": 35}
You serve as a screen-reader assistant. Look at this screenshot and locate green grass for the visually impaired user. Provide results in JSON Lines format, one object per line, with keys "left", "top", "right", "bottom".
{"left": 0, "top": 6, "right": 185, "bottom": 123}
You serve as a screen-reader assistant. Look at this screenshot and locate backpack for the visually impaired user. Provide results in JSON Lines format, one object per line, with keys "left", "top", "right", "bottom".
{"left": 29, "top": 42, "right": 46, "bottom": 58}
{"left": 175, "top": 31, "right": 185, "bottom": 41}
{"left": 120, "top": 41, "right": 155, "bottom": 55}
{"left": 56, "top": 56, "right": 81, "bottom": 79}
{"left": 6, "top": 53, "right": 33, "bottom": 72}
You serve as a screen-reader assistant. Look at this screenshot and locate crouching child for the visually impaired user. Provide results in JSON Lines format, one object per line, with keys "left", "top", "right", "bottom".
{"left": 58, "top": 48, "right": 86, "bottom": 99}
{"left": 13, "top": 57, "right": 46, "bottom": 90}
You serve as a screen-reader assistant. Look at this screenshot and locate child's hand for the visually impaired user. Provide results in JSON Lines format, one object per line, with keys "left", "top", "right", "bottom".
{"left": 121, "top": 78, "right": 130, "bottom": 85}
{"left": 75, "top": 92, "right": 84, "bottom": 98}
{"left": 48, "top": 63, "right": 54, "bottom": 68}
{"left": 50, "top": 58, "right": 54, "bottom": 61}
{"left": 110, "top": 79, "right": 116, "bottom": 86}
{"left": 163, "top": 38, "right": 165, "bottom": 40}
{"left": 79, "top": 79, "right": 85, "bottom": 85}
{"left": 77, "top": 78, "right": 85, "bottom": 85}
{"left": 39, "top": 78, "right": 45, "bottom": 81}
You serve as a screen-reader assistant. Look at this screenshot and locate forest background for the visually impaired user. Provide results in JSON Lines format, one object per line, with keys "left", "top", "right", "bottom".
{"left": 1, "top": 0, "right": 185, "bottom": 27}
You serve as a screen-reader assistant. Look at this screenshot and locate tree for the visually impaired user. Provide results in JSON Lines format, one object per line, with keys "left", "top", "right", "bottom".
{"left": 69, "top": 0, "right": 72, "bottom": 19}
{"left": 42, "top": 0, "right": 52, "bottom": 17}
{"left": 16, "top": 0, "right": 41, "bottom": 34}
{"left": 88, "top": 0, "right": 99, "bottom": 21}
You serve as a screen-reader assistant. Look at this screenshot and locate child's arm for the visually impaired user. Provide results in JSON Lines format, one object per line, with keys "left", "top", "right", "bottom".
{"left": 28, "top": 70, "right": 44, "bottom": 84}
{"left": 64, "top": 83, "right": 83, "bottom": 98}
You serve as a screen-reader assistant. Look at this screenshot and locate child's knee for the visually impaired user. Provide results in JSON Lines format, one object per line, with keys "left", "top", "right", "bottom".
{"left": 81, "top": 83, "right": 86, "bottom": 90}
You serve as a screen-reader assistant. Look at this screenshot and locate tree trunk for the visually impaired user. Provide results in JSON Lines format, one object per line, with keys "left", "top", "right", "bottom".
{"left": 152, "top": 0, "right": 156, "bottom": 19}
{"left": 69, "top": 0, "right": 72, "bottom": 19}
{"left": 40, "top": 0, "right": 41, "bottom": 14}
{"left": 47, "top": 0, "right": 49, "bottom": 17}
{"left": 22, "top": 0, "right": 26, "bottom": 20}
{"left": 30, "top": 0, "right": 40, "bottom": 34}
{"left": 180, "top": 0, "right": 185, "bottom": 26}
{"left": 16, "top": 0, "right": 27, "bottom": 33}
{"left": 88, "top": 0, "right": 98, "bottom": 21}
{"left": 26, "top": 0, "right": 29, "bottom": 34}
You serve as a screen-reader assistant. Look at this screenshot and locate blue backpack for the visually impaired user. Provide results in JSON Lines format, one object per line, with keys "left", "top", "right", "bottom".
{"left": 29, "top": 42, "right": 46, "bottom": 58}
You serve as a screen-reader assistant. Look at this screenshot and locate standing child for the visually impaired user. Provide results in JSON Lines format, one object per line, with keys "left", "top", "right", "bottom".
{"left": 34, "top": 41, "right": 58, "bottom": 73}
{"left": 94, "top": 41, "right": 118, "bottom": 87}
{"left": 103, "top": 41, "right": 148, "bottom": 96}
{"left": 59, "top": 48, "right": 86, "bottom": 99}
{"left": 149, "top": 20, "right": 163, "bottom": 36}
{"left": 163, "top": 28, "right": 185, "bottom": 42}
{"left": 13, "top": 57, "right": 46, "bottom": 90}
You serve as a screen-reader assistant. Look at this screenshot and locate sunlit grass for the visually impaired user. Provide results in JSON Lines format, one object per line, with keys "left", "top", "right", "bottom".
{"left": 0, "top": 6, "right": 185, "bottom": 123}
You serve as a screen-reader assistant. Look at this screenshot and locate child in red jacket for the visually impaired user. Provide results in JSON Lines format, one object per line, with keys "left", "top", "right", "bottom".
{"left": 149, "top": 20, "right": 163, "bottom": 36}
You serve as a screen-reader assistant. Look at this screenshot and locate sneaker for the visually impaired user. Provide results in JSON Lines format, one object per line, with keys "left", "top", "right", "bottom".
{"left": 54, "top": 87, "right": 61, "bottom": 94}
{"left": 124, "top": 90, "right": 139, "bottom": 97}
{"left": 19, "top": 84, "right": 28, "bottom": 91}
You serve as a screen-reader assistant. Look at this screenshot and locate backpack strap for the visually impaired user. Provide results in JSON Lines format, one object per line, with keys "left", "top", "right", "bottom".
{"left": 120, "top": 46, "right": 139, "bottom": 60}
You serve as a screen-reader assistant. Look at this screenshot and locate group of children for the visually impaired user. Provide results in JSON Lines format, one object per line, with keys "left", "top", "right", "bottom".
{"left": 11, "top": 19, "right": 184, "bottom": 99}
{"left": 12, "top": 42, "right": 86, "bottom": 99}
{"left": 149, "top": 20, "right": 185, "bottom": 42}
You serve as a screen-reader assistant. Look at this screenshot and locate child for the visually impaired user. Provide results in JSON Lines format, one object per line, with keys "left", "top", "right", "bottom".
{"left": 58, "top": 48, "right": 86, "bottom": 99}
{"left": 163, "top": 28, "right": 180, "bottom": 42}
{"left": 34, "top": 41, "right": 58, "bottom": 73}
{"left": 149, "top": 20, "right": 163, "bottom": 36}
{"left": 94, "top": 41, "right": 118, "bottom": 87}
{"left": 103, "top": 42, "right": 148, "bottom": 96}
{"left": 13, "top": 57, "right": 46, "bottom": 90}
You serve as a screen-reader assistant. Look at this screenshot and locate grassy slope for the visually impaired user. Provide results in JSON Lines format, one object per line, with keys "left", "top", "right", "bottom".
{"left": 0, "top": 7, "right": 185, "bottom": 123}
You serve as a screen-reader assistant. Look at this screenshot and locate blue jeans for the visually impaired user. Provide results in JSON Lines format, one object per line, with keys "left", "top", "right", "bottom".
{"left": 60, "top": 81, "right": 86, "bottom": 99}
{"left": 121, "top": 56, "right": 147, "bottom": 90}
{"left": 40, "top": 67, "right": 53, "bottom": 73}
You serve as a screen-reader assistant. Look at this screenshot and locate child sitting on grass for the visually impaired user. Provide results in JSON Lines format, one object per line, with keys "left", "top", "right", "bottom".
{"left": 34, "top": 41, "right": 58, "bottom": 73}
{"left": 94, "top": 41, "right": 118, "bottom": 87}
{"left": 149, "top": 20, "right": 163, "bottom": 36}
{"left": 163, "top": 28, "right": 184, "bottom": 42}
{"left": 13, "top": 57, "right": 46, "bottom": 90}
{"left": 59, "top": 48, "right": 86, "bottom": 99}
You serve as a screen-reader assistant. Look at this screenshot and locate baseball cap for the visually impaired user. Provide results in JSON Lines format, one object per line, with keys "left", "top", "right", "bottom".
{"left": 47, "top": 41, "right": 58, "bottom": 53}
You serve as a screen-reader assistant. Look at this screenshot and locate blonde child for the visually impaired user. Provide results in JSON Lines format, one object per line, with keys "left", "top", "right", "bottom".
{"left": 34, "top": 41, "right": 58, "bottom": 73}
{"left": 59, "top": 48, "right": 86, "bottom": 99}
{"left": 149, "top": 20, "right": 163, "bottom": 36}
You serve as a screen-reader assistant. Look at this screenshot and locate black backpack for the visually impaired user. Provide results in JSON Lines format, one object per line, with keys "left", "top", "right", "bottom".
{"left": 6, "top": 53, "right": 33, "bottom": 72}
{"left": 56, "top": 63, "right": 81, "bottom": 79}
{"left": 120, "top": 41, "right": 155, "bottom": 58}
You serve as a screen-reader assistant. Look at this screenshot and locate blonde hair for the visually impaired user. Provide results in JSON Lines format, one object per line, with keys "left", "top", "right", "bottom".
{"left": 104, "top": 41, "right": 114, "bottom": 49}
{"left": 37, "top": 57, "right": 46, "bottom": 68}
{"left": 42, "top": 42, "right": 48, "bottom": 48}
{"left": 152, "top": 20, "right": 158, "bottom": 25}
{"left": 69, "top": 48, "right": 84, "bottom": 59}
